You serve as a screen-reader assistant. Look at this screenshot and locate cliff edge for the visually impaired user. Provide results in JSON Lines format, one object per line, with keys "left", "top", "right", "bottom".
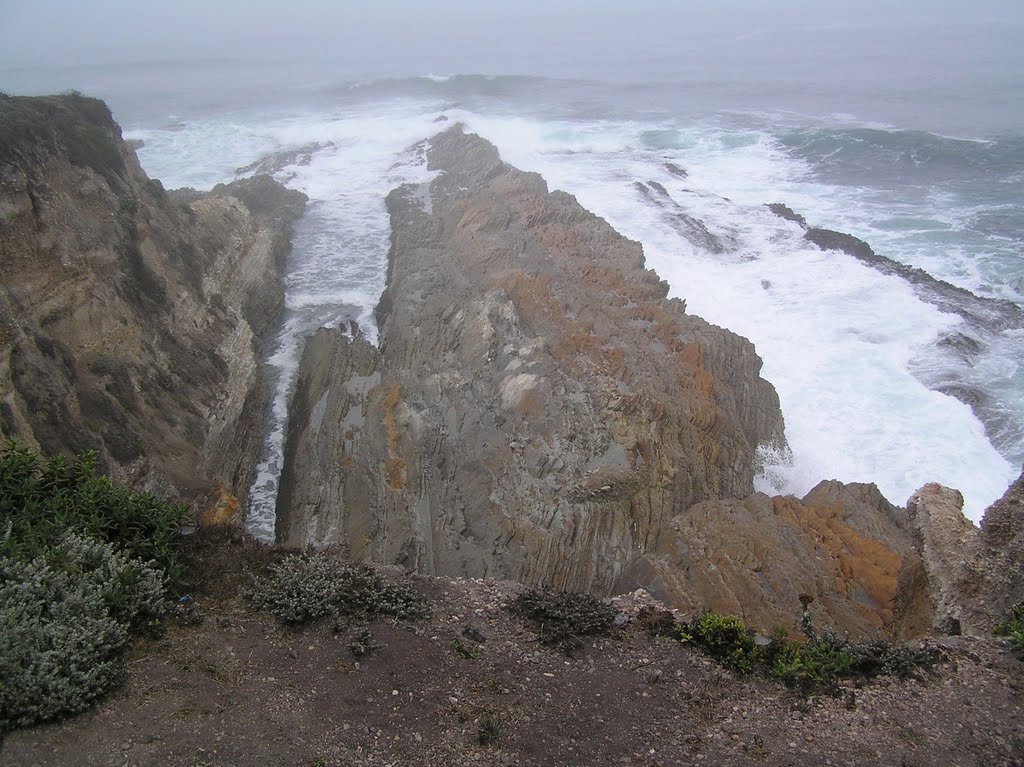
{"left": 0, "top": 93, "right": 306, "bottom": 519}
{"left": 275, "top": 128, "right": 937, "bottom": 637}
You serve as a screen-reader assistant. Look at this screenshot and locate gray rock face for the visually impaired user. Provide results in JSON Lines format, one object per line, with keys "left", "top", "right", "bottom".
{"left": 0, "top": 94, "right": 306, "bottom": 521}
{"left": 616, "top": 480, "right": 918, "bottom": 638}
{"left": 277, "top": 126, "right": 787, "bottom": 595}
{"left": 275, "top": 327, "right": 382, "bottom": 552}
{"left": 899, "top": 471, "right": 1024, "bottom": 635}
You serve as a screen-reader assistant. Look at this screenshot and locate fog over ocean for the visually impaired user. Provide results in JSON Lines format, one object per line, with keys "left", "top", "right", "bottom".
{"left": 3, "top": 1, "right": 1021, "bottom": 536}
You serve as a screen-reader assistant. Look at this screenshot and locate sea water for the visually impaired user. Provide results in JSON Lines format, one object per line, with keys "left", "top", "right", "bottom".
{"left": 5, "top": 64, "right": 1019, "bottom": 535}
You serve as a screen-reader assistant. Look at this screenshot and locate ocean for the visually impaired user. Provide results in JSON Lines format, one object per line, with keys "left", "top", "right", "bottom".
{"left": 3, "top": 38, "right": 1022, "bottom": 536}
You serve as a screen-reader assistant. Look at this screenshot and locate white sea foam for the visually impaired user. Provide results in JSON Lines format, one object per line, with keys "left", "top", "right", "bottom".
{"left": 458, "top": 113, "right": 1017, "bottom": 520}
{"left": 134, "top": 101, "right": 1019, "bottom": 533}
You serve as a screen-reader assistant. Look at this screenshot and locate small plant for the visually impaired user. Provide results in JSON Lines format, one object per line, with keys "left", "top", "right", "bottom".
{"left": 451, "top": 635, "right": 479, "bottom": 660}
{"left": 686, "top": 612, "right": 757, "bottom": 673}
{"left": 994, "top": 602, "right": 1024, "bottom": 659}
{"left": 348, "top": 627, "right": 384, "bottom": 658}
{"left": 247, "top": 552, "right": 430, "bottom": 627}
{"left": 509, "top": 588, "right": 617, "bottom": 653}
{"left": 0, "top": 532, "right": 166, "bottom": 730}
{"left": 632, "top": 606, "right": 679, "bottom": 637}
{"left": 476, "top": 709, "right": 502, "bottom": 747}
{"left": 676, "top": 606, "right": 941, "bottom": 689}
{"left": 766, "top": 632, "right": 853, "bottom": 688}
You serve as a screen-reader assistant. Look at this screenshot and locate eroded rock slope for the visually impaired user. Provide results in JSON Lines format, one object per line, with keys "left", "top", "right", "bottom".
{"left": 0, "top": 94, "right": 306, "bottom": 518}
{"left": 275, "top": 128, "right": 951, "bottom": 636}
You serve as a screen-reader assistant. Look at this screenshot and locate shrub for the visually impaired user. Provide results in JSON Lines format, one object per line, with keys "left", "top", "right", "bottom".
{"left": 994, "top": 602, "right": 1024, "bottom": 659}
{"left": 0, "top": 442, "right": 187, "bottom": 585}
{"left": 677, "top": 609, "right": 940, "bottom": 688}
{"left": 766, "top": 633, "right": 853, "bottom": 688}
{"left": 477, "top": 709, "right": 502, "bottom": 747}
{"left": 509, "top": 588, "right": 617, "bottom": 653}
{"left": 247, "top": 552, "right": 430, "bottom": 626}
{"left": 685, "top": 612, "right": 758, "bottom": 673}
{"left": 0, "top": 532, "right": 166, "bottom": 730}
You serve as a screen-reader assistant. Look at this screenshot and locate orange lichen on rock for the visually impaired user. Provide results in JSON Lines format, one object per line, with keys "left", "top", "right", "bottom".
{"left": 776, "top": 496, "right": 903, "bottom": 628}
{"left": 199, "top": 485, "right": 241, "bottom": 527}
{"left": 382, "top": 457, "right": 407, "bottom": 490}
{"left": 379, "top": 382, "right": 402, "bottom": 455}
{"left": 501, "top": 272, "right": 560, "bottom": 327}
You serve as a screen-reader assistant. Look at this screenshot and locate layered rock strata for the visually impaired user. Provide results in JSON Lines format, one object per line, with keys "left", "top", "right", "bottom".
{"left": 900, "top": 470, "right": 1024, "bottom": 636}
{"left": 277, "top": 128, "right": 942, "bottom": 636}
{"left": 0, "top": 94, "right": 306, "bottom": 519}
{"left": 278, "top": 127, "right": 785, "bottom": 581}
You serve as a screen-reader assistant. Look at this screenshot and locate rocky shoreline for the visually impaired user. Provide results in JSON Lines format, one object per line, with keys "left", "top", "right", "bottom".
{"left": 1, "top": 96, "right": 1021, "bottom": 643}
{"left": 272, "top": 125, "right": 1021, "bottom": 639}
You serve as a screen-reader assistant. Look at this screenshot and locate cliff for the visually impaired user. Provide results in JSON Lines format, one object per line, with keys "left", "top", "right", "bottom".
{"left": 899, "top": 469, "right": 1024, "bottom": 635}
{"left": 0, "top": 93, "right": 306, "bottom": 518}
{"left": 275, "top": 128, "right": 934, "bottom": 636}
{"left": 4, "top": 97, "right": 1017, "bottom": 641}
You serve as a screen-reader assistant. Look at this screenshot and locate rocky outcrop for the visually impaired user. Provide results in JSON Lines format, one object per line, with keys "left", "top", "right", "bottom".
{"left": 275, "top": 327, "right": 381, "bottom": 551}
{"left": 765, "top": 202, "right": 1024, "bottom": 331}
{"left": 275, "top": 127, "right": 943, "bottom": 636}
{"left": 624, "top": 481, "right": 917, "bottom": 638}
{"left": 980, "top": 469, "right": 1024, "bottom": 622}
{"left": 0, "top": 93, "right": 306, "bottom": 519}
{"left": 899, "top": 470, "right": 1024, "bottom": 635}
{"left": 270, "top": 127, "right": 1024, "bottom": 639}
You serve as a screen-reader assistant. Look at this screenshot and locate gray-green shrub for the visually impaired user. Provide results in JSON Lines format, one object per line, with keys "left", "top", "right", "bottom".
{"left": 509, "top": 588, "right": 617, "bottom": 653}
{"left": 0, "top": 532, "right": 166, "bottom": 730}
{"left": 247, "top": 552, "right": 429, "bottom": 626}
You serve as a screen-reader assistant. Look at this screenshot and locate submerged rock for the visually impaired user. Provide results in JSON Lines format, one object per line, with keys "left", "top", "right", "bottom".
{"left": 0, "top": 93, "right": 306, "bottom": 518}
{"left": 764, "top": 202, "right": 1024, "bottom": 331}
{"left": 635, "top": 180, "right": 733, "bottom": 254}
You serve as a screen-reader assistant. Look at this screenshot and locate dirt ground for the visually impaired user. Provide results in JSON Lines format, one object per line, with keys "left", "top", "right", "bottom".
{"left": 2, "top": 530, "right": 1022, "bottom": 767}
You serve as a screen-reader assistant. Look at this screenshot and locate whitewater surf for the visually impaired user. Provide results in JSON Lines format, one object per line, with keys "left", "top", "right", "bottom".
{"left": 116, "top": 75, "right": 1022, "bottom": 536}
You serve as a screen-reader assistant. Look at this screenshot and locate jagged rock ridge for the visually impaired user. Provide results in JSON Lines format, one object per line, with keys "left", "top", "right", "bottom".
{"left": 0, "top": 93, "right": 306, "bottom": 518}
{"left": 278, "top": 126, "right": 786, "bottom": 582}
{"left": 275, "top": 127, "right": 951, "bottom": 637}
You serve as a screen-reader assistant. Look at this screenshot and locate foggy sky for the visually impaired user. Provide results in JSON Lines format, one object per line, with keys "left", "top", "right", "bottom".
{"left": 2, "top": 0, "right": 1022, "bottom": 74}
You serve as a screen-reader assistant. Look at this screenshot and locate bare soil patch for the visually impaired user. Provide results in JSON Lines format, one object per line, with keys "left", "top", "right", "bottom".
{"left": 2, "top": 530, "right": 1022, "bottom": 766}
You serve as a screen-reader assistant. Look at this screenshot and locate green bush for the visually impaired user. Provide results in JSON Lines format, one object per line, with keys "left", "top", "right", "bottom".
{"left": 685, "top": 612, "right": 758, "bottom": 673}
{"left": 0, "top": 443, "right": 186, "bottom": 730}
{"left": 247, "top": 552, "right": 430, "bottom": 626}
{"left": 765, "top": 632, "right": 853, "bottom": 687}
{"left": 0, "top": 442, "right": 186, "bottom": 585}
{"left": 994, "top": 602, "right": 1024, "bottom": 659}
{"left": 509, "top": 588, "right": 617, "bottom": 653}
{"left": 0, "top": 532, "right": 166, "bottom": 730}
{"left": 677, "top": 609, "right": 942, "bottom": 689}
